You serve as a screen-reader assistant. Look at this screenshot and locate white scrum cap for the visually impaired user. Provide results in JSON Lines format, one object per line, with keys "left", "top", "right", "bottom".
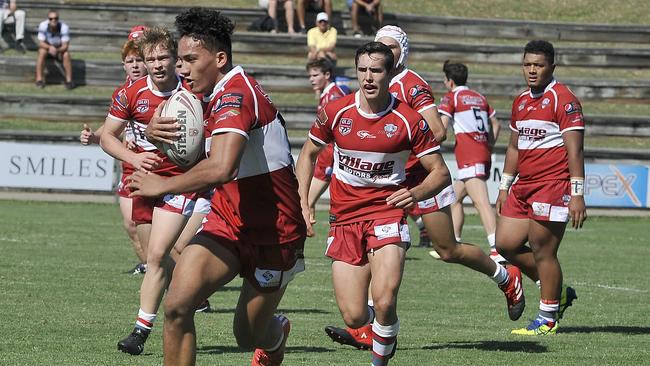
{"left": 374, "top": 25, "right": 409, "bottom": 67}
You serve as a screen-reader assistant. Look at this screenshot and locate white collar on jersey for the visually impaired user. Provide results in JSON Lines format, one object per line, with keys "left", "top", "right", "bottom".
{"left": 354, "top": 90, "right": 395, "bottom": 118}
{"left": 146, "top": 74, "right": 182, "bottom": 97}
{"left": 451, "top": 85, "right": 469, "bottom": 92}
{"left": 389, "top": 67, "right": 409, "bottom": 87}
{"left": 529, "top": 78, "right": 557, "bottom": 99}
{"left": 204, "top": 65, "right": 244, "bottom": 102}
{"left": 320, "top": 81, "right": 337, "bottom": 99}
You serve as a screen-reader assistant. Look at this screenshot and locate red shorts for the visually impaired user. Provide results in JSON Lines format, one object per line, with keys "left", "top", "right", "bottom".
{"left": 326, "top": 216, "right": 410, "bottom": 266}
{"left": 116, "top": 172, "right": 131, "bottom": 198}
{"left": 314, "top": 144, "right": 334, "bottom": 181}
{"left": 131, "top": 192, "right": 200, "bottom": 225}
{"left": 501, "top": 179, "right": 571, "bottom": 222}
{"left": 192, "top": 231, "right": 305, "bottom": 293}
{"left": 456, "top": 161, "right": 491, "bottom": 181}
{"left": 403, "top": 170, "right": 456, "bottom": 216}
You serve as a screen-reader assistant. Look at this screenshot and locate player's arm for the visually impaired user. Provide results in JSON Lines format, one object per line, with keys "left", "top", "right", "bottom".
{"left": 100, "top": 117, "right": 161, "bottom": 171}
{"left": 420, "top": 106, "right": 447, "bottom": 142}
{"left": 80, "top": 123, "right": 102, "bottom": 145}
{"left": 495, "top": 131, "right": 519, "bottom": 215}
{"left": 129, "top": 132, "right": 246, "bottom": 196}
{"left": 563, "top": 130, "right": 587, "bottom": 229}
{"left": 386, "top": 152, "right": 451, "bottom": 208}
{"left": 488, "top": 115, "right": 501, "bottom": 147}
{"left": 439, "top": 114, "right": 451, "bottom": 142}
{"left": 307, "top": 177, "right": 330, "bottom": 224}
{"left": 57, "top": 41, "right": 69, "bottom": 53}
{"left": 296, "top": 139, "right": 325, "bottom": 237}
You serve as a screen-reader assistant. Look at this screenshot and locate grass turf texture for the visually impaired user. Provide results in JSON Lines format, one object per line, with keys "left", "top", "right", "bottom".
{"left": 0, "top": 200, "right": 649, "bottom": 365}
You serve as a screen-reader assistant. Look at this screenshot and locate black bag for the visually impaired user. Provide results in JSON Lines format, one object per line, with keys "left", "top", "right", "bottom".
{"left": 248, "top": 15, "right": 275, "bottom": 32}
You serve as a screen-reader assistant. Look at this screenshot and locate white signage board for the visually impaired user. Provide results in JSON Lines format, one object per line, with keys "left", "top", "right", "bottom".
{"left": 0, "top": 142, "right": 115, "bottom": 191}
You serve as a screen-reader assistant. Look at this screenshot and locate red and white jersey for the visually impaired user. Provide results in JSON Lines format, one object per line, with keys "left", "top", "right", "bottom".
{"left": 438, "top": 86, "right": 495, "bottom": 167}
{"left": 107, "top": 75, "right": 186, "bottom": 176}
{"left": 389, "top": 68, "right": 437, "bottom": 174}
{"left": 314, "top": 143, "right": 335, "bottom": 181}
{"left": 510, "top": 80, "right": 585, "bottom": 182}
{"left": 389, "top": 68, "right": 436, "bottom": 115}
{"left": 309, "top": 92, "right": 439, "bottom": 225}
{"left": 204, "top": 65, "right": 305, "bottom": 245}
{"left": 319, "top": 81, "right": 348, "bottom": 111}
{"left": 110, "top": 77, "right": 143, "bottom": 176}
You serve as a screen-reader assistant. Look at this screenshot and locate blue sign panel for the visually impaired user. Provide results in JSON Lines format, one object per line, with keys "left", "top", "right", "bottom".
{"left": 585, "top": 164, "right": 649, "bottom": 208}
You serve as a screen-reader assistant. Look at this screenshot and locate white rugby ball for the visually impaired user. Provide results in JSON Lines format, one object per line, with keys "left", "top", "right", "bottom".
{"left": 160, "top": 90, "right": 204, "bottom": 167}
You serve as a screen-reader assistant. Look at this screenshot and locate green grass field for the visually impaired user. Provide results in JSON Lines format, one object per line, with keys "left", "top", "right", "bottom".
{"left": 1, "top": 200, "right": 649, "bottom": 365}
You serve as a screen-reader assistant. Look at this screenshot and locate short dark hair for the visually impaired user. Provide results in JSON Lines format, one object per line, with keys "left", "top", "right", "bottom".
{"left": 442, "top": 60, "right": 468, "bottom": 86}
{"left": 354, "top": 42, "right": 394, "bottom": 73}
{"left": 175, "top": 8, "right": 234, "bottom": 58}
{"left": 306, "top": 58, "right": 334, "bottom": 79}
{"left": 524, "top": 40, "right": 555, "bottom": 64}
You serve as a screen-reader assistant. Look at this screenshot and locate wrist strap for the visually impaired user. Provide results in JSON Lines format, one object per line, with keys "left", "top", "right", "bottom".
{"left": 499, "top": 173, "right": 515, "bottom": 191}
{"left": 570, "top": 177, "right": 585, "bottom": 196}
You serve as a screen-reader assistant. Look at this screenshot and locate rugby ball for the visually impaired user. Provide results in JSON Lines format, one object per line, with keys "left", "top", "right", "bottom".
{"left": 160, "top": 90, "right": 205, "bottom": 167}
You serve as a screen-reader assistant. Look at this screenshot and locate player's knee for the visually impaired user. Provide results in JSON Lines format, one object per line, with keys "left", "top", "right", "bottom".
{"left": 434, "top": 242, "right": 461, "bottom": 263}
{"left": 163, "top": 293, "right": 193, "bottom": 323}
{"left": 371, "top": 297, "right": 396, "bottom": 320}
{"left": 340, "top": 309, "right": 369, "bottom": 328}
{"left": 146, "top": 247, "right": 169, "bottom": 267}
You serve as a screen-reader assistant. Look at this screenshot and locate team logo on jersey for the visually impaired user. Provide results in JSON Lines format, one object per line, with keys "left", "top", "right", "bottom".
{"left": 136, "top": 99, "right": 149, "bottom": 113}
{"left": 440, "top": 96, "right": 450, "bottom": 107}
{"left": 339, "top": 118, "right": 353, "bottom": 136}
{"left": 357, "top": 130, "right": 376, "bottom": 139}
{"left": 518, "top": 101, "right": 526, "bottom": 111}
{"left": 541, "top": 97, "right": 551, "bottom": 109}
{"left": 564, "top": 102, "right": 581, "bottom": 115}
{"left": 316, "top": 108, "right": 328, "bottom": 126}
{"left": 213, "top": 93, "right": 243, "bottom": 113}
{"left": 116, "top": 89, "right": 128, "bottom": 109}
{"left": 418, "top": 120, "right": 429, "bottom": 133}
{"left": 384, "top": 123, "right": 398, "bottom": 138}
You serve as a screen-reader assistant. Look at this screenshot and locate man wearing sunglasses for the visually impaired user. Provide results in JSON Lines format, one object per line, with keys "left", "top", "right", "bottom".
{"left": 35, "top": 9, "right": 74, "bottom": 89}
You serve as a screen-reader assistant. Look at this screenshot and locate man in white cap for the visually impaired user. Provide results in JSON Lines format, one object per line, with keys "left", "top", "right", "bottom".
{"left": 307, "top": 11, "right": 337, "bottom": 63}
{"left": 323, "top": 25, "right": 526, "bottom": 351}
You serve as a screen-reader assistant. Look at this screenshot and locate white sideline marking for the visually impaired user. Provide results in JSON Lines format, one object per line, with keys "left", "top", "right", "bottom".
{"left": 575, "top": 282, "right": 649, "bottom": 293}
{"left": 0, "top": 236, "right": 25, "bottom": 243}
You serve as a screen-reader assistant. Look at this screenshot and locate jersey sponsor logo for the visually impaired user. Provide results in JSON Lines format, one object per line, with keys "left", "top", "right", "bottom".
{"left": 338, "top": 153, "right": 395, "bottom": 180}
{"left": 213, "top": 93, "right": 243, "bottom": 113}
{"left": 518, "top": 101, "right": 526, "bottom": 111}
{"left": 564, "top": 102, "right": 581, "bottom": 115}
{"left": 214, "top": 109, "right": 240, "bottom": 124}
{"left": 357, "top": 130, "right": 376, "bottom": 139}
{"left": 460, "top": 95, "right": 483, "bottom": 106}
{"left": 339, "top": 118, "right": 353, "bottom": 136}
{"left": 409, "top": 85, "right": 428, "bottom": 98}
{"left": 517, "top": 126, "right": 547, "bottom": 140}
{"left": 136, "top": 99, "right": 150, "bottom": 113}
{"left": 384, "top": 123, "right": 398, "bottom": 138}
{"left": 316, "top": 108, "right": 328, "bottom": 126}
{"left": 418, "top": 120, "right": 429, "bottom": 133}
{"left": 542, "top": 97, "right": 551, "bottom": 109}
